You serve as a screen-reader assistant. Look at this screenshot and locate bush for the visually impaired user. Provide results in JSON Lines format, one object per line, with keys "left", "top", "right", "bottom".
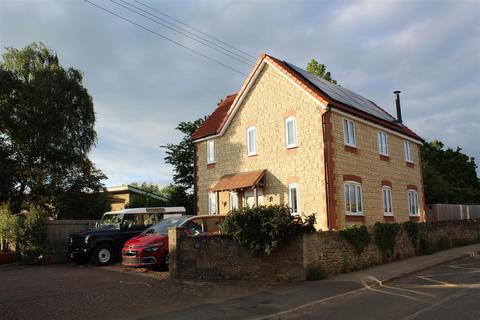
{"left": 419, "top": 236, "right": 437, "bottom": 255}
{"left": 0, "top": 205, "right": 18, "bottom": 252}
{"left": 403, "top": 221, "right": 419, "bottom": 251}
{"left": 339, "top": 224, "right": 371, "bottom": 254}
{"left": 219, "top": 205, "right": 315, "bottom": 255}
{"left": 373, "top": 222, "right": 400, "bottom": 261}
{"left": 306, "top": 266, "right": 328, "bottom": 281}
{"left": 17, "top": 207, "right": 48, "bottom": 264}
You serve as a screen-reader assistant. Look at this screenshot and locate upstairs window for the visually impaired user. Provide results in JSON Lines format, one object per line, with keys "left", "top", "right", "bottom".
{"left": 285, "top": 116, "right": 297, "bottom": 148}
{"left": 382, "top": 187, "right": 393, "bottom": 215}
{"left": 288, "top": 183, "right": 299, "bottom": 215}
{"left": 208, "top": 193, "right": 216, "bottom": 215}
{"left": 344, "top": 182, "right": 363, "bottom": 214}
{"left": 407, "top": 190, "right": 419, "bottom": 216}
{"left": 404, "top": 141, "right": 414, "bottom": 163}
{"left": 247, "top": 126, "right": 257, "bottom": 156}
{"left": 378, "top": 131, "right": 389, "bottom": 156}
{"left": 343, "top": 119, "right": 356, "bottom": 147}
{"left": 207, "top": 139, "right": 215, "bottom": 164}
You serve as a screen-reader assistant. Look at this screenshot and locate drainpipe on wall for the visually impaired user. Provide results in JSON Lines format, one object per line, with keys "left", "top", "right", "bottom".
{"left": 322, "top": 106, "right": 333, "bottom": 230}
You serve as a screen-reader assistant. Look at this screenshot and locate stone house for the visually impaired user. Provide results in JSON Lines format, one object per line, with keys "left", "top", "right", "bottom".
{"left": 192, "top": 54, "right": 425, "bottom": 230}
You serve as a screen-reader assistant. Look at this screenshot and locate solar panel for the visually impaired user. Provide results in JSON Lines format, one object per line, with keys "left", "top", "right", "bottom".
{"left": 286, "top": 62, "right": 401, "bottom": 124}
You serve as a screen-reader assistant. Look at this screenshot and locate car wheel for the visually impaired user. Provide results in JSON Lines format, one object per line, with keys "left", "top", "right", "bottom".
{"left": 93, "top": 244, "right": 114, "bottom": 266}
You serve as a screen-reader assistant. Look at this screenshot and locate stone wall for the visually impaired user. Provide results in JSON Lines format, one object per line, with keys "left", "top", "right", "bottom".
{"left": 169, "top": 220, "right": 480, "bottom": 281}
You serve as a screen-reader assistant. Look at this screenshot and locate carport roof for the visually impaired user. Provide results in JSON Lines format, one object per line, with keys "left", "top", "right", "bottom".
{"left": 212, "top": 170, "right": 266, "bottom": 192}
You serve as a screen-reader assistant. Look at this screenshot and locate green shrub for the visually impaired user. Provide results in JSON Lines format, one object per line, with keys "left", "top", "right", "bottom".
{"left": 219, "top": 205, "right": 315, "bottom": 255}
{"left": 403, "top": 221, "right": 419, "bottom": 251}
{"left": 419, "top": 236, "right": 437, "bottom": 255}
{"left": 339, "top": 224, "right": 371, "bottom": 254}
{"left": 17, "top": 207, "right": 48, "bottom": 264}
{"left": 373, "top": 222, "right": 400, "bottom": 261}
{"left": 0, "top": 206, "right": 18, "bottom": 253}
{"left": 306, "top": 266, "right": 328, "bottom": 281}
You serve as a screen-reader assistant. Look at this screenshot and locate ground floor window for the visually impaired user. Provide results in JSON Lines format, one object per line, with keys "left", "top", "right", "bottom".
{"left": 382, "top": 187, "right": 393, "bottom": 215}
{"left": 344, "top": 182, "right": 363, "bottom": 214}
{"left": 230, "top": 192, "right": 239, "bottom": 210}
{"left": 408, "top": 190, "right": 419, "bottom": 216}
{"left": 245, "top": 189, "right": 263, "bottom": 208}
{"left": 288, "top": 183, "right": 299, "bottom": 215}
{"left": 208, "top": 193, "right": 216, "bottom": 215}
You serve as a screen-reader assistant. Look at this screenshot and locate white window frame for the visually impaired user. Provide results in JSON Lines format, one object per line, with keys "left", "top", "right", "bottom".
{"left": 404, "top": 141, "right": 414, "bottom": 163}
{"left": 382, "top": 186, "right": 393, "bottom": 216}
{"left": 378, "top": 131, "right": 389, "bottom": 156}
{"left": 208, "top": 193, "right": 216, "bottom": 215}
{"left": 207, "top": 139, "right": 215, "bottom": 164}
{"left": 407, "top": 190, "right": 419, "bottom": 216}
{"left": 285, "top": 116, "right": 297, "bottom": 149}
{"left": 343, "top": 118, "right": 357, "bottom": 147}
{"left": 344, "top": 181, "right": 363, "bottom": 215}
{"left": 247, "top": 126, "right": 257, "bottom": 156}
{"left": 288, "top": 183, "right": 300, "bottom": 215}
{"left": 229, "top": 192, "right": 239, "bottom": 210}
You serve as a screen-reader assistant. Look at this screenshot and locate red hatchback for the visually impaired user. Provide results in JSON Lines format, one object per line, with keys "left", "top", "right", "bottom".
{"left": 122, "top": 215, "right": 224, "bottom": 269}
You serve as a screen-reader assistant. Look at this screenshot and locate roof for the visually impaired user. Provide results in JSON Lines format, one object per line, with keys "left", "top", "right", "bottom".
{"left": 104, "top": 207, "right": 186, "bottom": 215}
{"left": 106, "top": 185, "right": 168, "bottom": 202}
{"left": 192, "top": 54, "right": 422, "bottom": 142}
{"left": 191, "top": 93, "right": 237, "bottom": 140}
{"left": 212, "top": 170, "right": 266, "bottom": 192}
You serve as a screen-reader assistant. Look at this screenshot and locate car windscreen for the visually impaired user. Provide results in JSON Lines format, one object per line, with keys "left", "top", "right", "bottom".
{"left": 143, "top": 216, "right": 191, "bottom": 235}
{"left": 99, "top": 213, "right": 123, "bottom": 226}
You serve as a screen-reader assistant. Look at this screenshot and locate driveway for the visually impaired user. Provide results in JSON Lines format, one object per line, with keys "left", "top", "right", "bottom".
{"left": 0, "top": 264, "right": 278, "bottom": 320}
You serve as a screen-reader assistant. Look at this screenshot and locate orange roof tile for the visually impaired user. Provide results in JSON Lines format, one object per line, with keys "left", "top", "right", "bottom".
{"left": 212, "top": 170, "right": 266, "bottom": 192}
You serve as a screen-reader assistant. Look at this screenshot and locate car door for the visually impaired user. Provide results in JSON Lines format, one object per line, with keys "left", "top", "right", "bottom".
{"left": 114, "top": 214, "right": 144, "bottom": 250}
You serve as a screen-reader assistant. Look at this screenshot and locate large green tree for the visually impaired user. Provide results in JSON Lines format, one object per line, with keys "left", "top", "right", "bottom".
{"left": 306, "top": 59, "right": 338, "bottom": 84}
{"left": 161, "top": 118, "right": 204, "bottom": 190}
{"left": 421, "top": 140, "right": 480, "bottom": 204}
{"left": 0, "top": 43, "right": 106, "bottom": 214}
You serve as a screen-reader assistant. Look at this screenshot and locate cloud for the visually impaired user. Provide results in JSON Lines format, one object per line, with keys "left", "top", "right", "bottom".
{"left": 1, "top": 0, "right": 479, "bottom": 186}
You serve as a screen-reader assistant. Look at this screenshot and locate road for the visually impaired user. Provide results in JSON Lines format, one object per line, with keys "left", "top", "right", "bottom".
{"left": 268, "top": 256, "right": 480, "bottom": 320}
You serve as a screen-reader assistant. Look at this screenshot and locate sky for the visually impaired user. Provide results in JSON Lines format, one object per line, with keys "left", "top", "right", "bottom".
{"left": 1, "top": 0, "right": 479, "bottom": 188}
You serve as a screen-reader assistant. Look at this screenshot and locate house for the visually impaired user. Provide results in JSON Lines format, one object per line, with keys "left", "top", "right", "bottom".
{"left": 192, "top": 53, "right": 425, "bottom": 230}
{"left": 106, "top": 185, "right": 168, "bottom": 211}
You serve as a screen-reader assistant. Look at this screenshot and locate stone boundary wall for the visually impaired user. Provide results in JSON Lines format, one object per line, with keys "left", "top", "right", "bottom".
{"left": 169, "top": 220, "right": 480, "bottom": 281}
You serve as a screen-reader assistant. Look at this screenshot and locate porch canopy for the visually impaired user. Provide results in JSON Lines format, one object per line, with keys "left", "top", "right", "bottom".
{"left": 212, "top": 169, "right": 266, "bottom": 192}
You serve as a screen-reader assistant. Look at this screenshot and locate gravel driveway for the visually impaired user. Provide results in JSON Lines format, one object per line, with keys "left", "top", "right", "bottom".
{"left": 0, "top": 263, "right": 279, "bottom": 320}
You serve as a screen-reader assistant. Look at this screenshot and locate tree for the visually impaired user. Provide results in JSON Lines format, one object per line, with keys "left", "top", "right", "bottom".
{"left": 306, "top": 59, "right": 338, "bottom": 84}
{"left": 0, "top": 42, "right": 106, "bottom": 214}
{"left": 421, "top": 140, "right": 480, "bottom": 204}
{"left": 161, "top": 118, "right": 204, "bottom": 190}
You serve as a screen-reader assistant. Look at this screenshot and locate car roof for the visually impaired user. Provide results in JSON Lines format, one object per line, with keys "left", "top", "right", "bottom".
{"left": 103, "top": 207, "right": 186, "bottom": 215}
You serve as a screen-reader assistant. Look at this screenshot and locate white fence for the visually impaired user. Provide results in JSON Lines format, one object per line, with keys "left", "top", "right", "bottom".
{"left": 427, "top": 204, "right": 480, "bottom": 222}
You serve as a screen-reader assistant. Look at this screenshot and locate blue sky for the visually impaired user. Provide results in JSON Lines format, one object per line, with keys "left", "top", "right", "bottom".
{"left": 1, "top": 0, "right": 479, "bottom": 187}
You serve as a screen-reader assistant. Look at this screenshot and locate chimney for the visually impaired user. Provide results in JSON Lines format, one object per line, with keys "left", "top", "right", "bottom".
{"left": 393, "top": 90, "right": 402, "bottom": 123}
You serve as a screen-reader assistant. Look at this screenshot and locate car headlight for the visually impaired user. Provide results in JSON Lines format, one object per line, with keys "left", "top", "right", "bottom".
{"left": 84, "top": 235, "right": 90, "bottom": 244}
{"left": 143, "top": 242, "right": 163, "bottom": 252}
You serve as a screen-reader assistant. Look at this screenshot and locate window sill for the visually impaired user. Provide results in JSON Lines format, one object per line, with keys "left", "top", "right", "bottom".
{"left": 207, "top": 163, "right": 216, "bottom": 169}
{"left": 247, "top": 153, "right": 257, "bottom": 157}
{"left": 406, "top": 161, "right": 415, "bottom": 168}
{"left": 384, "top": 215, "right": 395, "bottom": 222}
{"left": 345, "top": 214, "right": 365, "bottom": 222}
{"left": 409, "top": 215, "right": 420, "bottom": 221}
{"left": 379, "top": 154, "right": 390, "bottom": 162}
{"left": 286, "top": 145, "right": 298, "bottom": 150}
{"left": 344, "top": 145, "right": 358, "bottom": 154}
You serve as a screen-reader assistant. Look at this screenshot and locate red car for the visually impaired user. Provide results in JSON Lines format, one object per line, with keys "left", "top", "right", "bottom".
{"left": 122, "top": 215, "right": 224, "bottom": 269}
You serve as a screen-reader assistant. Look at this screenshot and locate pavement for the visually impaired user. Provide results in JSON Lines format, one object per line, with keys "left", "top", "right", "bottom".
{"left": 0, "top": 243, "right": 479, "bottom": 320}
{"left": 144, "top": 243, "right": 480, "bottom": 320}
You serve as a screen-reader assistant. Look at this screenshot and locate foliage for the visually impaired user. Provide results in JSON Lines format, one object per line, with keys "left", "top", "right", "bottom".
{"left": 129, "top": 182, "right": 194, "bottom": 214}
{"left": 403, "top": 221, "right": 419, "bottom": 251}
{"left": 306, "top": 59, "right": 338, "bottom": 84}
{"left": 17, "top": 207, "right": 48, "bottom": 264}
{"left": 419, "top": 236, "right": 437, "bottom": 255}
{"left": 161, "top": 118, "right": 205, "bottom": 190}
{"left": 373, "top": 222, "right": 400, "bottom": 261}
{"left": 421, "top": 140, "right": 480, "bottom": 204}
{"left": 306, "top": 266, "right": 328, "bottom": 281}
{"left": 219, "top": 205, "right": 316, "bottom": 256}
{"left": 56, "top": 190, "right": 111, "bottom": 220}
{"left": 339, "top": 224, "right": 371, "bottom": 254}
{"left": 0, "top": 205, "right": 18, "bottom": 252}
{"left": 0, "top": 42, "right": 106, "bottom": 214}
